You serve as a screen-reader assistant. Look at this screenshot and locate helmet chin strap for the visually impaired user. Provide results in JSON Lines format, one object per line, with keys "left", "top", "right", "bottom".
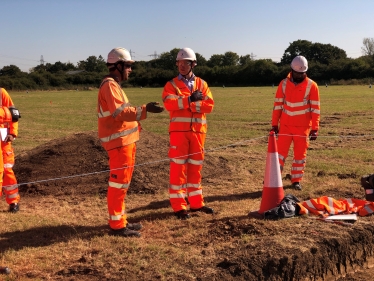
{"left": 181, "top": 62, "right": 194, "bottom": 79}
{"left": 114, "top": 61, "right": 125, "bottom": 81}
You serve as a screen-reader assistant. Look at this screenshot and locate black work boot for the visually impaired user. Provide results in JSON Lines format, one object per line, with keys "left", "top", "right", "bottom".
{"left": 292, "top": 182, "right": 302, "bottom": 190}
{"left": 126, "top": 222, "right": 143, "bottom": 231}
{"left": 174, "top": 209, "right": 190, "bottom": 220}
{"left": 110, "top": 227, "right": 141, "bottom": 237}
{"left": 190, "top": 206, "right": 214, "bottom": 214}
{"left": 9, "top": 203, "right": 20, "bottom": 213}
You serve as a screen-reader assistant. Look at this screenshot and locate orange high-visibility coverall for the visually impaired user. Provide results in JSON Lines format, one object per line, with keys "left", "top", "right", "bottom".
{"left": 272, "top": 73, "right": 320, "bottom": 183}
{"left": 97, "top": 77, "right": 147, "bottom": 230}
{"left": 297, "top": 196, "right": 374, "bottom": 217}
{"left": 162, "top": 76, "right": 214, "bottom": 212}
{"left": 0, "top": 88, "right": 19, "bottom": 205}
{"left": 0, "top": 105, "right": 13, "bottom": 198}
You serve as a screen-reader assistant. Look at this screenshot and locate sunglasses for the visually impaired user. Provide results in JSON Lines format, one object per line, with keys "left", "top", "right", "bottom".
{"left": 123, "top": 63, "right": 132, "bottom": 69}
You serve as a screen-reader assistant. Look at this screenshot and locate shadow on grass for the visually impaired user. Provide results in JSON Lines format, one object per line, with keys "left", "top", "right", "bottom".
{"left": 0, "top": 224, "right": 108, "bottom": 252}
{"left": 128, "top": 191, "right": 263, "bottom": 213}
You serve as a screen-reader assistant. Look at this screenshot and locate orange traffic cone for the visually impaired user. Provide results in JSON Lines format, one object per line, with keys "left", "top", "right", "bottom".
{"left": 249, "top": 131, "right": 284, "bottom": 219}
{"left": 258, "top": 131, "right": 284, "bottom": 213}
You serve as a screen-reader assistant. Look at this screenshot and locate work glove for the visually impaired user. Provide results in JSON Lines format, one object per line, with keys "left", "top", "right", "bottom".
{"left": 189, "top": 90, "right": 203, "bottom": 103}
{"left": 270, "top": 126, "right": 279, "bottom": 135}
{"left": 309, "top": 130, "right": 318, "bottom": 141}
{"left": 146, "top": 102, "right": 164, "bottom": 113}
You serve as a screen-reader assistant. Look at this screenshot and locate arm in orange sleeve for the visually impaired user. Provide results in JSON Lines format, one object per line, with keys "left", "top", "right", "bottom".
{"left": 162, "top": 81, "right": 190, "bottom": 112}
{"left": 189, "top": 81, "right": 214, "bottom": 114}
{"left": 1, "top": 88, "right": 18, "bottom": 136}
{"left": 271, "top": 81, "right": 284, "bottom": 126}
{"left": 101, "top": 81, "right": 147, "bottom": 122}
{"left": 309, "top": 83, "right": 320, "bottom": 130}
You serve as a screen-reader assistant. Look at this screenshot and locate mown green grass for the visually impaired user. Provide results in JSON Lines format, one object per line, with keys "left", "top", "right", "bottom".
{"left": 3, "top": 84, "right": 374, "bottom": 280}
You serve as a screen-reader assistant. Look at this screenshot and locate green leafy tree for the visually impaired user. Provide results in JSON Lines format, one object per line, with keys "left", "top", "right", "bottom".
{"left": 0, "top": 65, "right": 23, "bottom": 76}
{"left": 281, "top": 40, "right": 347, "bottom": 65}
{"left": 207, "top": 54, "right": 224, "bottom": 67}
{"left": 222, "top": 51, "right": 240, "bottom": 66}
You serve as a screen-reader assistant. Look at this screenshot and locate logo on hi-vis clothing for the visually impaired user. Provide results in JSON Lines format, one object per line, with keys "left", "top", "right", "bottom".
{"left": 111, "top": 174, "right": 117, "bottom": 179}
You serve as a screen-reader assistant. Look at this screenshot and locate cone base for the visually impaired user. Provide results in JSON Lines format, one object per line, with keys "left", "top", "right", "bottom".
{"left": 259, "top": 186, "right": 284, "bottom": 214}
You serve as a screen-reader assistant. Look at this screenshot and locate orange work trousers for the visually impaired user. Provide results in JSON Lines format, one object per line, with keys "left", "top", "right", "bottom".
{"left": 277, "top": 124, "right": 310, "bottom": 183}
{"left": 106, "top": 143, "right": 136, "bottom": 230}
{"left": 168, "top": 131, "right": 206, "bottom": 212}
{"left": 1, "top": 141, "right": 19, "bottom": 204}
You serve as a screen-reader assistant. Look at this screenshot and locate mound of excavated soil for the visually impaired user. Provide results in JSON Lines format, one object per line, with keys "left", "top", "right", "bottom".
{"left": 14, "top": 130, "right": 230, "bottom": 197}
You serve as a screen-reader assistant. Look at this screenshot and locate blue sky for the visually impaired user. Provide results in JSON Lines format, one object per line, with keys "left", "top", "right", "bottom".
{"left": 0, "top": 0, "right": 373, "bottom": 72}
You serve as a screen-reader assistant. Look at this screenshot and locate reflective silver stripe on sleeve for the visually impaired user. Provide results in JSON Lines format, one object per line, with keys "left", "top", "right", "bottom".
{"left": 3, "top": 163, "right": 14, "bottom": 168}
{"left": 108, "top": 181, "right": 130, "bottom": 189}
{"left": 274, "top": 98, "right": 284, "bottom": 102}
{"left": 274, "top": 105, "right": 283, "bottom": 110}
{"left": 100, "top": 126, "right": 138, "bottom": 143}
{"left": 195, "top": 101, "right": 201, "bottom": 112}
{"left": 98, "top": 105, "right": 111, "bottom": 118}
{"left": 311, "top": 109, "right": 320, "bottom": 114}
{"left": 178, "top": 98, "right": 184, "bottom": 109}
{"left": 293, "top": 159, "right": 306, "bottom": 164}
{"left": 112, "top": 102, "right": 131, "bottom": 118}
{"left": 135, "top": 106, "right": 142, "bottom": 121}
{"left": 310, "top": 100, "right": 320, "bottom": 105}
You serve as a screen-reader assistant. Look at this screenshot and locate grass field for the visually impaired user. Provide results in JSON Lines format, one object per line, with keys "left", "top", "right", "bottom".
{"left": 1, "top": 85, "right": 374, "bottom": 280}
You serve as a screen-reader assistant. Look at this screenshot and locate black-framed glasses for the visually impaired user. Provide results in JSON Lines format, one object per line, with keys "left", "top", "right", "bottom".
{"left": 123, "top": 63, "right": 132, "bottom": 69}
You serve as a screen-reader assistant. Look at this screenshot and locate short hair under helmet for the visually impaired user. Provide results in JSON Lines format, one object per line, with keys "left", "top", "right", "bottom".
{"left": 107, "top": 47, "right": 134, "bottom": 64}
{"left": 291, "top": 55, "right": 308, "bottom": 72}
{"left": 176, "top": 47, "right": 197, "bottom": 62}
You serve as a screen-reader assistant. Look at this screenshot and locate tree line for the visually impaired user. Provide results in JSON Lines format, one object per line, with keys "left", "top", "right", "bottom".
{"left": 1, "top": 39, "right": 374, "bottom": 91}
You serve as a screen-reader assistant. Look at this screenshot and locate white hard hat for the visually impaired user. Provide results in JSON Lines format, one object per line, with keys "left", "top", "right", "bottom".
{"left": 291, "top": 56, "right": 308, "bottom": 72}
{"left": 176, "top": 47, "right": 197, "bottom": 62}
{"left": 107, "top": 47, "right": 134, "bottom": 64}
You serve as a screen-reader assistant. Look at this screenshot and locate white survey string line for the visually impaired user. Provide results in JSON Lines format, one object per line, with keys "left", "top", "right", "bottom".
{"left": 5, "top": 134, "right": 373, "bottom": 189}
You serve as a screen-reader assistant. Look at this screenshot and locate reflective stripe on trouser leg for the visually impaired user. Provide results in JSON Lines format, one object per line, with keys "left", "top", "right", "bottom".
{"left": 107, "top": 143, "right": 136, "bottom": 230}
{"left": 3, "top": 169, "right": 19, "bottom": 204}
{"left": 186, "top": 132, "right": 205, "bottom": 209}
{"left": 2, "top": 142, "right": 19, "bottom": 204}
{"left": 291, "top": 127, "right": 309, "bottom": 183}
{"left": 169, "top": 132, "right": 189, "bottom": 212}
{"left": 277, "top": 125, "right": 293, "bottom": 175}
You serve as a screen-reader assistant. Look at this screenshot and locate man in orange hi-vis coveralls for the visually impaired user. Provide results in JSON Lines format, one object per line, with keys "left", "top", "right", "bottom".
{"left": 271, "top": 55, "right": 320, "bottom": 190}
{"left": 162, "top": 47, "right": 214, "bottom": 220}
{"left": 98, "top": 47, "right": 164, "bottom": 237}
{"left": 0, "top": 88, "right": 21, "bottom": 213}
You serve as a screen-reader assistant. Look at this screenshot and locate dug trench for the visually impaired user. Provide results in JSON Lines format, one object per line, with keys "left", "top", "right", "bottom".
{"left": 12, "top": 130, "right": 374, "bottom": 280}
